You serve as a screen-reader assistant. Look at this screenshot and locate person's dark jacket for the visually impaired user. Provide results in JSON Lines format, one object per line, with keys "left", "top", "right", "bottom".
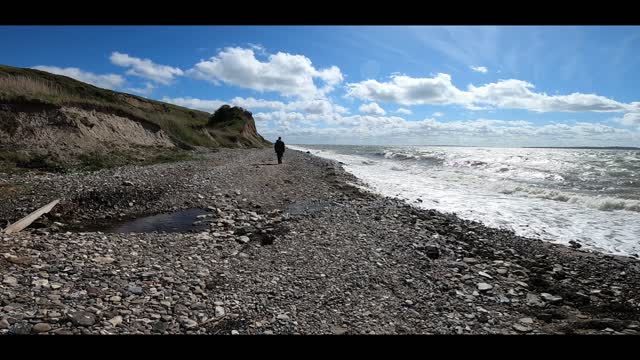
{"left": 275, "top": 139, "right": 285, "bottom": 154}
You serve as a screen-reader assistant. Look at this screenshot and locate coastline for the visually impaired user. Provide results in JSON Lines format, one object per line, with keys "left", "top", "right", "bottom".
{"left": 1, "top": 148, "right": 639, "bottom": 334}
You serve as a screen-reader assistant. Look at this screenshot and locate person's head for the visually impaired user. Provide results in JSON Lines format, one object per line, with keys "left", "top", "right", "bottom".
{"left": 278, "top": 137, "right": 282, "bottom": 140}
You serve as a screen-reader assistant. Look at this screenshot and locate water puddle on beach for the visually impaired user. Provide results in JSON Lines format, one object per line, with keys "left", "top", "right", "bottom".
{"left": 84, "top": 208, "right": 210, "bottom": 233}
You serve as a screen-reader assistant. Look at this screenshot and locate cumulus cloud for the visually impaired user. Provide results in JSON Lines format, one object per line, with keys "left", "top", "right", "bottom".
{"left": 161, "top": 97, "right": 225, "bottom": 112}
{"left": 396, "top": 108, "right": 412, "bottom": 115}
{"left": 432, "top": 112, "right": 444, "bottom": 117}
{"left": 616, "top": 112, "right": 640, "bottom": 127}
{"left": 126, "top": 82, "right": 155, "bottom": 95}
{"left": 187, "top": 47, "right": 343, "bottom": 98}
{"left": 470, "top": 66, "right": 488, "bottom": 73}
{"left": 31, "top": 65, "right": 125, "bottom": 90}
{"left": 346, "top": 73, "right": 635, "bottom": 113}
{"left": 110, "top": 52, "right": 183, "bottom": 84}
{"left": 359, "top": 102, "right": 386, "bottom": 116}
{"left": 230, "top": 97, "right": 348, "bottom": 115}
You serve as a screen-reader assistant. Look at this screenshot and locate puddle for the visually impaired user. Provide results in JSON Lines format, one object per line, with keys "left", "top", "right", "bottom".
{"left": 86, "top": 208, "right": 211, "bottom": 234}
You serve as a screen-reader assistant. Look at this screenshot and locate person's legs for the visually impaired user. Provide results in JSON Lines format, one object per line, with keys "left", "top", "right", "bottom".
{"left": 277, "top": 153, "right": 282, "bottom": 164}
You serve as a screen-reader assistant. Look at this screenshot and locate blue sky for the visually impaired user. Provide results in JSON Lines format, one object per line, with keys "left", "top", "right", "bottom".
{"left": 2, "top": 25, "right": 640, "bottom": 146}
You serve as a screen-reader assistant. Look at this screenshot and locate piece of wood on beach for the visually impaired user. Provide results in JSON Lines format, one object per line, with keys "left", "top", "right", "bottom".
{"left": 3, "top": 199, "right": 60, "bottom": 234}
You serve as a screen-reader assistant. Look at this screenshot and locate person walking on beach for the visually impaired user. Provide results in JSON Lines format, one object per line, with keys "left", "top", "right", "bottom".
{"left": 274, "top": 137, "right": 285, "bottom": 164}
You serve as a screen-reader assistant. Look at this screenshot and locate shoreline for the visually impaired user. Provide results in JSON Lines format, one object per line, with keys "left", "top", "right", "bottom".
{"left": 1, "top": 148, "right": 639, "bottom": 334}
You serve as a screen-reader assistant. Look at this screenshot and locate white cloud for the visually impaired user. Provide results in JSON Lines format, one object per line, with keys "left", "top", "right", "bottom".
{"left": 616, "top": 112, "right": 640, "bottom": 127}
{"left": 32, "top": 65, "right": 125, "bottom": 90}
{"left": 265, "top": 113, "right": 640, "bottom": 147}
{"left": 359, "top": 102, "right": 386, "bottom": 116}
{"left": 396, "top": 108, "right": 412, "bottom": 115}
{"left": 470, "top": 66, "right": 488, "bottom": 73}
{"left": 346, "top": 73, "right": 635, "bottom": 113}
{"left": 161, "top": 97, "right": 225, "bottom": 112}
{"left": 187, "top": 47, "right": 343, "bottom": 98}
{"left": 432, "top": 112, "right": 444, "bottom": 117}
{"left": 230, "top": 96, "right": 348, "bottom": 115}
{"left": 110, "top": 52, "right": 183, "bottom": 85}
{"left": 126, "top": 82, "right": 155, "bottom": 96}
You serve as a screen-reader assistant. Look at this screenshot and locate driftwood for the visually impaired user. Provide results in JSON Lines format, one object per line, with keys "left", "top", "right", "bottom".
{"left": 3, "top": 199, "right": 60, "bottom": 234}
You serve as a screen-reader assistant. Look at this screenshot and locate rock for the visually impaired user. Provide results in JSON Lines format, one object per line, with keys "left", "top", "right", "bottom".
{"left": 9, "top": 323, "right": 32, "bottom": 335}
{"left": 152, "top": 321, "right": 168, "bottom": 333}
{"left": 86, "top": 287, "right": 102, "bottom": 298}
{"left": 497, "top": 268, "right": 508, "bottom": 275}
{"left": 277, "top": 314, "right": 290, "bottom": 322}
{"left": 264, "top": 330, "right": 274, "bottom": 335}
{"left": 92, "top": 256, "right": 115, "bottom": 264}
{"left": 128, "top": 285, "right": 144, "bottom": 295}
{"left": 70, "top": 311, "right": 96, "bottom": 327}
{"left": 513, "top": 324, "right": 532, "bottom": 333}
{"left": 331, "top": 325, "right": 348, "bottom": 335}
{"left": 519, "top": 317, "right": 534, "bottom": 325}
{"left": 32, "top": 279, "right": 49, "bottom": 288}
{"left": 0, "top": 319, "right": 9, "bottom": 329}
{"left": 122, "top": 181, "right": 134, "bottom": 186}
{"left": 424, "top": 244, "right": 440, "bottom": 259}
{"left": 231, "top": 330, "right": 240, "bottom": 335}
{"left": 180, "top": 317, "right": 198, "bottom": 329}
{"left": 568, "top": 240, "right": 582, "bottom": 248}
{"left": 2, "top": 276, "right": 17, "bottom": 287}
{"left": 215, "top": 306, "right": 225, "bottom": 317}
{"left": 526, "top": 293, "right": 545, "bottom": 307}
{"left": 109, "top": 316, "right": 123, "bottom": 327}
{"left": 32, "top": 323, "right": 52, "bottom": 333}
{"left": 463, "top": 257, "right": 478, "bottom": 264}
{"left": 238, "top": 236, "right": 250, "bottom": 244}
{"left": 540, "top": 293, "right": 563, "bottom": 303}
{"left": 478, "top": 271, "right": 493, "bottom": 279}
{"left": 477, "top": 283, "right": 493, "bottom": 292}
{"left": 110, "top": 296, "right": 122, "bottom": 302}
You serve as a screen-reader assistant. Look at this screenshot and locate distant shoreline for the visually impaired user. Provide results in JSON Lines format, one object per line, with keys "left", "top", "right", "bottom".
{"left": 292, "top": 144, "right": 640, "bottom": 150}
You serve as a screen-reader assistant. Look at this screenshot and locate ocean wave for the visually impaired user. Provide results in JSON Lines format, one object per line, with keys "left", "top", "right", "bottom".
{"left": 495, "top": 184, "right": 640, "bottom": 212}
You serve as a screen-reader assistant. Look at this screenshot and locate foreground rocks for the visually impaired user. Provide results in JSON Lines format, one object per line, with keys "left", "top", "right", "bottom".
{"left": 1, "top": 149, "right": 639, "bottom": 334}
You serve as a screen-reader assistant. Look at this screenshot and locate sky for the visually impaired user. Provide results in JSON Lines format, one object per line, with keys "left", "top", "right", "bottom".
{"left": 2, "top": 25, "right": 640, "bottom": 147}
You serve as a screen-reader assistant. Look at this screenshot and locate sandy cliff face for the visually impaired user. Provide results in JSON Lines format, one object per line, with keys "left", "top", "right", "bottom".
{"left": 0, "top": 102, "right": 174, "bottom": 161}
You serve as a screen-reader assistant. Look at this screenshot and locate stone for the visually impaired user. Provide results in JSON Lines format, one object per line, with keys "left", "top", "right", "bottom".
{"left": 277, "top": 314, "right": 290, "bottom": 321}
{"left": 128, "top": 285, "right": 144, "bottom": 295}
{"left": 0, "top": 319, "right": 10, "bottom": 329}
{"left": 231, "top": 330, "right": 240, "bottom": 335}
{"left": 331, "top": 325, "right": 348, "bottom": 335}
{"left": 70, "top": 311, "right": 96, "bottom": 327}
{"left": 463, "top": 257, "right": 478, "bottom": 264}
{"left": 540, "top": 293, "right": 563, "bottom": 303}
{"left": 9, "top": 323, "right": 32, "bottom": 335}
{"left": 424, "top": 244, "right": 440, "bottom": 259}
{"left": 109, "top": 316, "right": 123, "bottom": 327}
{"left": 180, "top": 318, "right": 198, "bottom": 329}
{"left": 92, "top": 256, "right": 115, "bottom": 264}
{"left": 238, "top": 236, "right": 250, "bottom": 244}
{"left": 215, "top": 306, "right": 225, "bottom": 317}
{"left": 526, "top": 293, "right": 545, "bottom": 307}
{"left": 519, "top": 317, "right": 534, "bottom": 325}
{"left": 123, "top": 181, "right": 134, "bottom": 186}
{"left": 477, "top": 283, "right": 493, "bottom": 291}
{"left": 264, "top": 330, "right": 274, "bottom": 335}
{"left": 110, "top": 296, "right": 122, "bottom": 302}
{"left": 3, "top": 276, "right": 18, "bottom": 286}
{"left": 513, "top": 324, "right": 532, "bottom": 333}
{"left": 478, "top": 271, "right": 493, "bottom": 279}
{"left": 32, "top": 323, "right": 52, "bottom": 333}
{"left": 152, "top": 321, "right": 168, "bottom": 333}
{"left": 32, "top": 279, "right": 49, "bottom": 288}
{"left": 497, "top": 268, "right": 508, "bottom": 275}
